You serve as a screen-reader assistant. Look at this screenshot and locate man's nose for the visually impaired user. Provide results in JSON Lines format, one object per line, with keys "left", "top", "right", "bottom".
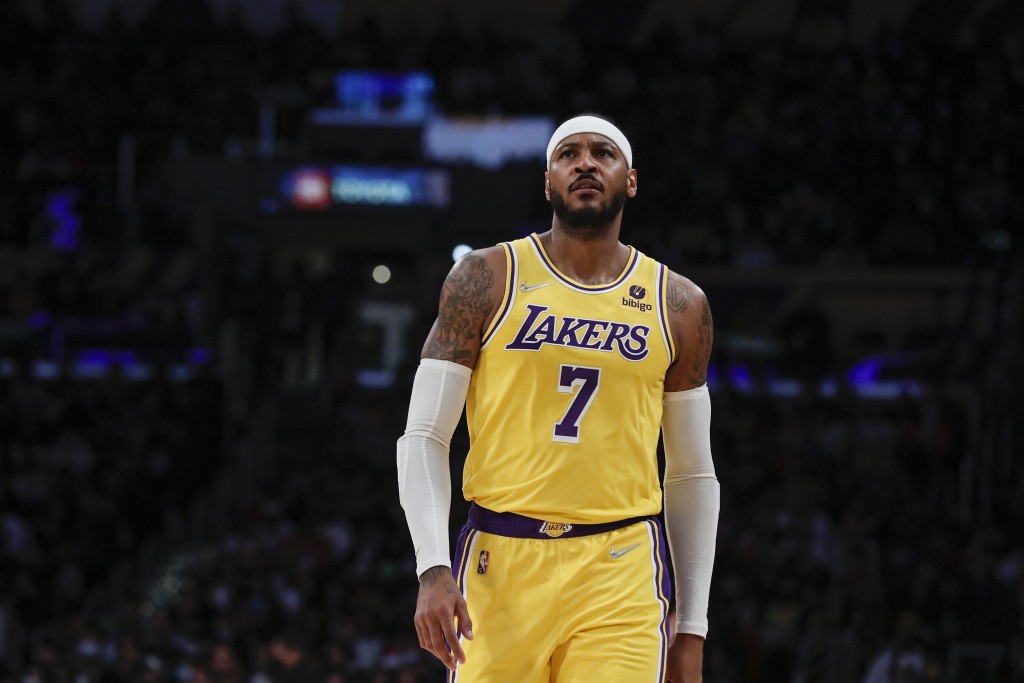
{"left": 574, "top": 152, "right": 597, "bottom": 171}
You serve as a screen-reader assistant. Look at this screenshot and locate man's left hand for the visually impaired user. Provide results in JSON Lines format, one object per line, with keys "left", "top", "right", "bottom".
{"left": 665, "top": 632, "right": 704, "bottom": 683}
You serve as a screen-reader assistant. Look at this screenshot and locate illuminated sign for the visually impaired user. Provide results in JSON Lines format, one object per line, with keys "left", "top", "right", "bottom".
{"left": 423, "top": 116, "right": 555, "bottom": 169}
{"left": 281, "top": 166, "right": 450, "bottom": 210}
{"left": 290, "top": 169, "right": 332, "bottom": 210}
{"left": 335, "top": 70, "right": 434, "bottom": 121}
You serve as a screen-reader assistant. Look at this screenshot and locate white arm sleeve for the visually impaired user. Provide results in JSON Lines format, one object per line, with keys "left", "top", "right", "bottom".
{"left": 397, "top": 358, "right": 473, "bottom": 578}
{"left": 662, "top": 384, "right": 720, "bottom": 638}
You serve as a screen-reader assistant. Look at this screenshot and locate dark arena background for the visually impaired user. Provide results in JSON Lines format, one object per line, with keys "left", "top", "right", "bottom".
{"left": 1, "top": 0, "right": 1022, "bottom": 681}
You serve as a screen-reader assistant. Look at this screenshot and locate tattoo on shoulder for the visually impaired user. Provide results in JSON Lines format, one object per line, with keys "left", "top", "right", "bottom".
{"left": 666, "top": 276, "right": 692, "bottom": 313}
{"left": 423, "top": 255, "right": 493, "bottom": 363}
{"left": 690, "top": 296, "right": 713, "bottom": 386}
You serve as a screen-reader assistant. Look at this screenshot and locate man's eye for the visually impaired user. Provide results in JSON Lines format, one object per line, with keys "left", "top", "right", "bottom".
{"left": 561, "top": 150, "right": 574, "bottom": 158}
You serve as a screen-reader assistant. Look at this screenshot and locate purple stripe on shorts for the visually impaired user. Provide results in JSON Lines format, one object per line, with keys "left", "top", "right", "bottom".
{"left": 646, "top": 519, "right": 672, "bottom": 683}
{"left": 650, "top": 518, "right": 672, "bottom": 604}
{"left": 467, "top": 503, "right": 650, "bottom": 539}
{"left": 448, "top": 525, "right": 477, "bottom": 683}
{"left": 452, "top": 524, "right": 476, "bottom": 592}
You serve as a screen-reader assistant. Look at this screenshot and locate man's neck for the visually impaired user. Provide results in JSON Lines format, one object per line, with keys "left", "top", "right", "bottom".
{"left": 541, "top": 223, "right": 629, "bottom": 286}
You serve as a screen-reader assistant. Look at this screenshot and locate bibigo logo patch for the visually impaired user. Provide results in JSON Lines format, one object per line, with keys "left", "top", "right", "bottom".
{"left": 623, "top": 284, "right": 653, "bottom": 312}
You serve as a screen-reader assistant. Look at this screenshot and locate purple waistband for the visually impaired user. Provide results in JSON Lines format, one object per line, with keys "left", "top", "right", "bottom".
{"left": 467, "top": 503, "right": 650, "bottom": 539}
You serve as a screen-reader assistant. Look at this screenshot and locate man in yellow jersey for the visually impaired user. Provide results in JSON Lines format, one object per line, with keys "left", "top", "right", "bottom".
{"left": 397, "top": 114, "right": 719, "bottom": 683}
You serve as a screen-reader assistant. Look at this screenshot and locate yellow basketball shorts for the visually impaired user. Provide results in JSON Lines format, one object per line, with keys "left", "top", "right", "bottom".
{"left": 447, "top": 504, "right": 672, "bottom": 683}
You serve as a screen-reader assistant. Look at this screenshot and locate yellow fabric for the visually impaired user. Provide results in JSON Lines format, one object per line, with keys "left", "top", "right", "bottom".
{"left": 463, "top": 234, "right": 675, "bottom": 523}
{"left": 449, "top": 521, "right": 670, "bottom": 683}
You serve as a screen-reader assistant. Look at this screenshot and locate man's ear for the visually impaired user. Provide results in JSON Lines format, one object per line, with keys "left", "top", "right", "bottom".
{"left": 544, "top": 172, "right": 551, "bottom": 201}
{"left": 626, "top": 169, "right": 638, "bottom": 198}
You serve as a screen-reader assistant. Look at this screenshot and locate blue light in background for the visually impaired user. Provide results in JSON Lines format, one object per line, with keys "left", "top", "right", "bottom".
{"left": 29, "top": 310, "right": 51, "bottom": 329}
{"left": 169, "top": 365, "right": 194, "bottom": 382}
{"left": 356, "top": 369, "right": 395, "bottom": 389}
{"left": 32, "top": 360, "right": 61, "bottom": 380}
{"left": 47, "top": 189, "right": 82, "bottom": 251}
{"left": 281, "top": 165, "right": 450, "bottom": 210}
{"left": 854, "top": 382, "right": 901, "bottom": 399}
{"left": 71, "top": 362, "right": 108, "bottom": 380}
{"left": 768, "top": 379, "right": 803, "bottom": 397}
{"left": 705, "top": 363, "right": 720, "bottom": 389}
{"left": 75, "top": 350, "right": 116, "bottom": 379}
{"left": 116, "top": 351, "right": 138, "bottom": 367}
{"left": 0, "top": 358, "right": 17, "bottom": 377}
{"left": 819, "top": 378, "right": 839, "bottom": 397}
{"left": 72, "top": 349, "right": 204, "bottom": 381}
{"left": 80, "top": 349, "right": 114, "bottom": 365}
{"left": 848, "top": 357, "right": 883, "bottom": 385}
{"left": 123, "top": 364, "right": 154, "bottom": 381}
{"left": 335, "top": 71, "right": 434, "bottom": 120}
{"left": 728, "top": 364, "right": 755, "bottom": 392}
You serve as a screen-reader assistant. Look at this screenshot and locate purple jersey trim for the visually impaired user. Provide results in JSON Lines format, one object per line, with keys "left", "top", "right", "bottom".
{"left": 527, "top": 233, "right": 640, "bottom": 294}
{"left": 467, "top": 503, "right": 650, "bottom": 539}
{"left": 481, "top": 242, "right": 517, "bottom": 348}
{"left": 656, "top": 264, "right": 676, "bottom": 363}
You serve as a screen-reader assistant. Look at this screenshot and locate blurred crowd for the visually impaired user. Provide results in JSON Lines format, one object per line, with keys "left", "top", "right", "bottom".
{"left": 0, "top": 245, "right": 203, "bottom": 363}
{"left": 3, "top": 1, "right": 1022, "bottom": 265}
{"left": 0, "top": 374, "right": 223, "bottom": 678}
{"left": 1, "top": 0, "right": 1022, "bottom": 681}
{"left": 707, "top": 388, "right": 1023, "bottom": 681}
{"left": 4, "top": 379, "right": 1023, "bottom": 682}
{"left": 1, "top": 446, "right": 423, "bottom": 683}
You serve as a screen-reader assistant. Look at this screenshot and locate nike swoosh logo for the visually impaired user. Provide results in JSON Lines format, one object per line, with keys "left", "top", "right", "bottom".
{"left": 610, "top": 543, "right": 641, "bottom": 559}
{"left": 520, "top": 281, "right": 553, "bottom": 292}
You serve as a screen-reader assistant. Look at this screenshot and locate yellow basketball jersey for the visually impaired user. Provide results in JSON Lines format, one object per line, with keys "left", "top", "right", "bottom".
{"left": 463, "top": 234, "right": 676, "bottom": 524}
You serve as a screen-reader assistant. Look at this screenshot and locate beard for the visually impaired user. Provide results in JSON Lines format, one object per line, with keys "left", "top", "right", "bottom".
{"left": 550, "top": 185, "right": 628, "bottom": 239}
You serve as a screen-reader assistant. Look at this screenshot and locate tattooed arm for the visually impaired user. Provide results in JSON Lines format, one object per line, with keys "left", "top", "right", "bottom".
{"left": 421, "top": 247, "right": 507, "bottom": 368}
{"left": 404, "top": 247, "right": 505, "bottom": 670}
{"left": 664, "top": 270, "right": 714, "bottom": 392}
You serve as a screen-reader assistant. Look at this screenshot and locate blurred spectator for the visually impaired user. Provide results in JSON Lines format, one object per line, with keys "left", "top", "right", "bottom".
{"left": 269, "top": 631, "right": 322, "bottom": 683}
{"left": 861, "top": 611, "right": 930, "bottom": 683}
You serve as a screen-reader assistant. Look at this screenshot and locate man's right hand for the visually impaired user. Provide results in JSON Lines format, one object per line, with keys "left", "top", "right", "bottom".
{"left": 414, "top": 565, "right": 474, "bottom": 671}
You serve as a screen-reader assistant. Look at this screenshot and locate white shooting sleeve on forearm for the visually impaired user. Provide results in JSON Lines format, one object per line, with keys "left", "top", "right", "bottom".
{"left": 396, "top": 358, "right": 472, "bottom": 578}
{"left": 662, "top": 384, "right": 720, "bottom": 638}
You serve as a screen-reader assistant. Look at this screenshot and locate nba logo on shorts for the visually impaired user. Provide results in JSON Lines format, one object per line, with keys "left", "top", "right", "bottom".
{"left": 477, "top": 550, "right": 489, "bottom": 574}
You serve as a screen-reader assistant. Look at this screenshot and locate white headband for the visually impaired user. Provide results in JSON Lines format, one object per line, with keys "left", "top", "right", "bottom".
{"left": 546, "top": 115, "right": 633, "bottom": 170}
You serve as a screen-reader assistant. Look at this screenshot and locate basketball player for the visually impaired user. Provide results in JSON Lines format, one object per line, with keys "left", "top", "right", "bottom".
{"left": 398, "top": 115, "right": 719, "bottom": 682}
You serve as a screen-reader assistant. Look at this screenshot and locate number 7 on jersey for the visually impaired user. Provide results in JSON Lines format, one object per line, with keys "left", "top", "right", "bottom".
{"left": 553, "top": 365, "right": 601, "bottom": 443}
